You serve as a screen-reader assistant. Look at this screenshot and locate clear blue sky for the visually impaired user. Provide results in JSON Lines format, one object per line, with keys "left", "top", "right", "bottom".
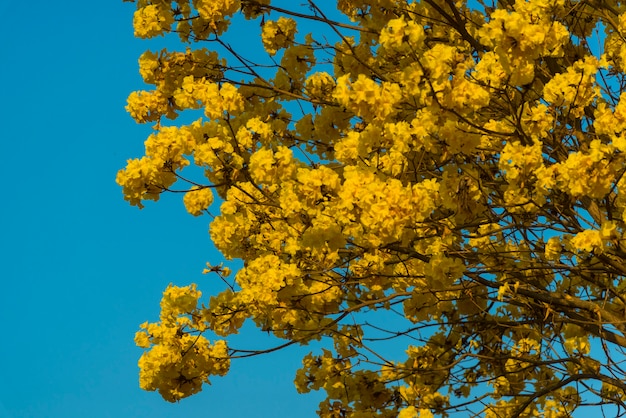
{"left": 0, "top": 1, "right": 323, "bottom": 417}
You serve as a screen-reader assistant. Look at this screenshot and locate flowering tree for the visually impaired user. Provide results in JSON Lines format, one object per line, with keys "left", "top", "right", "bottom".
{"left": 118, "top": 0, "right": 626, "bottom": 416}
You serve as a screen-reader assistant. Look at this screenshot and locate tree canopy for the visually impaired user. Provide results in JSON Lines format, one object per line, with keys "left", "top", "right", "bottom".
{"left": 119, "top": 0, "right": 626, "bottom": 416}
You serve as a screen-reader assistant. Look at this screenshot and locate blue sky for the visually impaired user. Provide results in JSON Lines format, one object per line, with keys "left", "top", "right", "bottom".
{"left": 0, "top": 1, "right": 324, "bottom": 417}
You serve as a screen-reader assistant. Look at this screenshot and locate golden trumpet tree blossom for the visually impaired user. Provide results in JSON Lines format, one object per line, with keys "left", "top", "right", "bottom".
{"left": 119, "top": 0, "right": 626, "bottom": 415}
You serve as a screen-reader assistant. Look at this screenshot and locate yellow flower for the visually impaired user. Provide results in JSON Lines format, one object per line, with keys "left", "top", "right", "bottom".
{"left": 570, "top": 229, "right": 603, "bottom": 253}
{"left": 379, "top": 16, "right": 425, "bottom": 52}
{"left": 261, "top": 17, "right": 297, "bottom": 55}
{"left": 133, "top": 5, "right": 174, "bottom": 38}
{"left": 183, "top": 187, "right": 214, "bottom": 216}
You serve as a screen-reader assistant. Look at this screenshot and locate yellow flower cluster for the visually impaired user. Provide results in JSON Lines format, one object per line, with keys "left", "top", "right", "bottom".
{"left": 135, "top": 285, "right": 230, "bottom": 401}
{"left": 378, "top": 16, "right": 425, "bottom": 53}
{"left": 305, "top": 72, "right": 336, "bottom": 100}
{"left": 334, "top": 74, "right": 402, "bottom": 120}
{"left": 249, "top": 146, "right": 298, "bottom": 184}
{"left": 173, "top": 77, "right": 244, "bottom": 119}
{"left": 133, "top": 5, "right": 174, "bottom": 38}
{"left": 183, "top": 187, "right": 213, "bottom": 216}
{"left": 542, "top": 56, "right": 601, "bottom": 118}
{"left": 116, "top": 126, "right": 193, "bottom": 208}
{"left": 195, "top": 0, "right": 240, "bottom": 23}
{"left": 164, "top": 0, "right": 240, "bottom": 36}
{"left": 556, "top": 140, "right": 618, "bottom": 199}
{"left": 261, "top": 17, "right": 297, "bottom": 56}
{"left": 569, "top": 222, "right": 619, "bottom": 253}
{"left": 126, "top": 90, "right": 171, "bottom": 123}
{"left": 397, "top": 406, "right": 434, "bottom": 418}
{"left": 604, "top": 14, "right": 626, "bottom": 71}
{"left": 478, "top": 0, "right": 569, "bottom": 84}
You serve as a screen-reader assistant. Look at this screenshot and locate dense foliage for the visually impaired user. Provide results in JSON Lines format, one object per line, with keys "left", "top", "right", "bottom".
{"left": 119, "top": 0, "right": 626, "bottom": 416}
